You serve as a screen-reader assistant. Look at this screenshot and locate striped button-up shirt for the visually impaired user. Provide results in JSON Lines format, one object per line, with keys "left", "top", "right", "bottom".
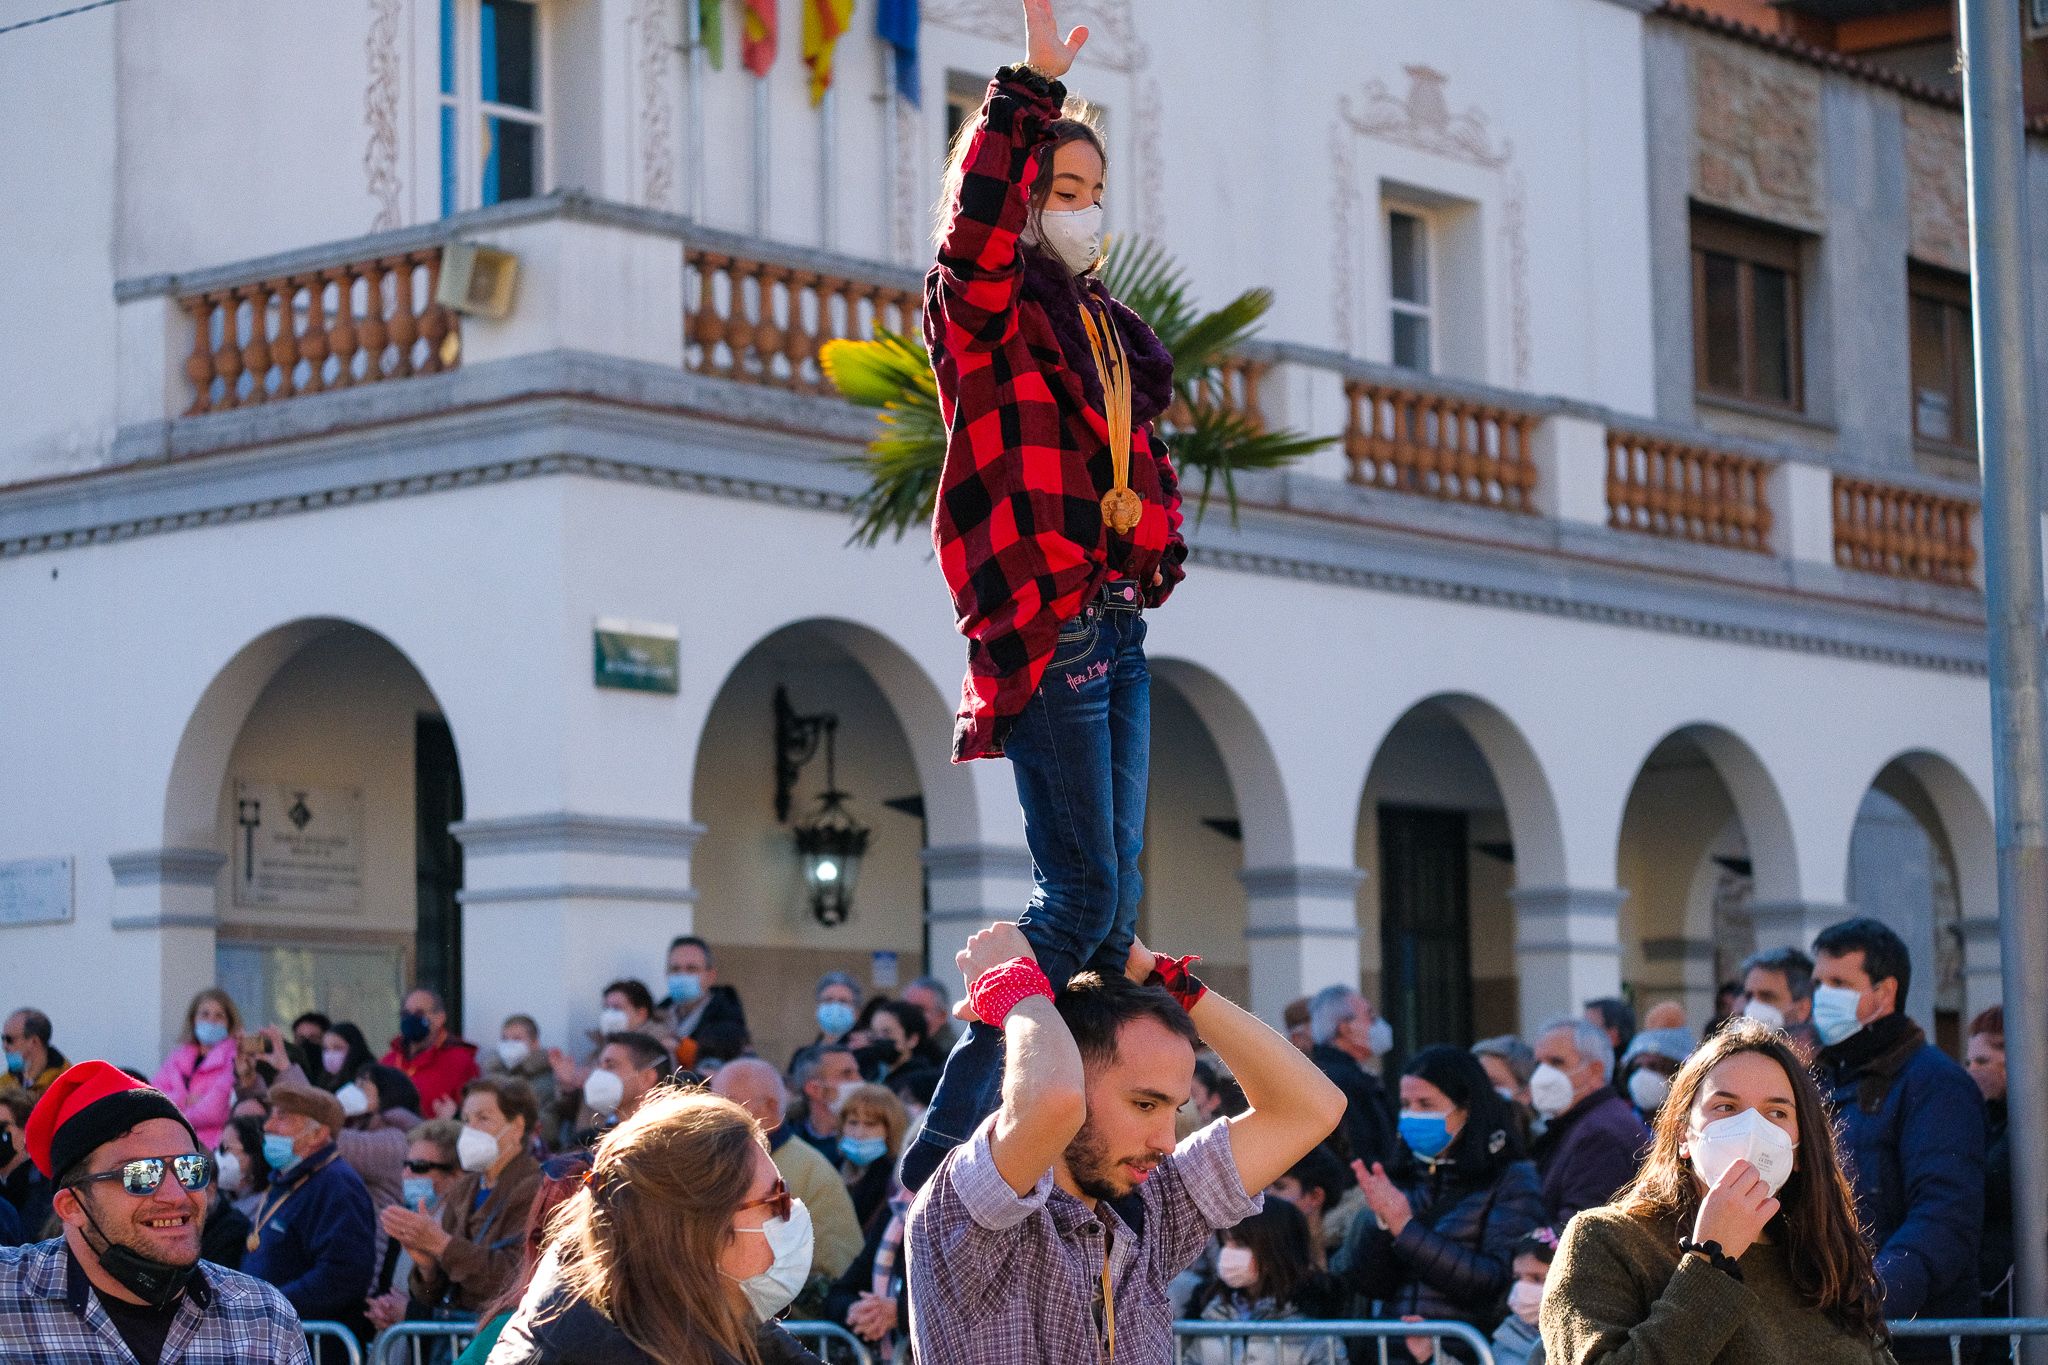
{"left": 906, "top": 1117, "right": 1261, "bottom": 1365}
{"left": 0, "top": 1236, "right": 312, "bottom": 1364}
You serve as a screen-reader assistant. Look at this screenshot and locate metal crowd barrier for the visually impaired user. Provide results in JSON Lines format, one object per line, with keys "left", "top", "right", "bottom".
{"left": 1889, "top": 1316, "right": 2048, "bottom": 1364}
{"left": 1175, "top": 1318, "right": 1497, "bottom": 1365}
{"left": 366, "top": 1320, "right": 481, "bottom": 1365}
{"left": 781, "top": 1321, "right": 878, "bottom": 1364}
{"left": 300, "top": 1321, "right": 365, "bottom": 1365}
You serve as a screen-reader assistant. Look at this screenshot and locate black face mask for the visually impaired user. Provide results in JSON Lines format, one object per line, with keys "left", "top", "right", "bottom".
{"left": 78, "top": 1198, "right": 199, "bottom": 1311}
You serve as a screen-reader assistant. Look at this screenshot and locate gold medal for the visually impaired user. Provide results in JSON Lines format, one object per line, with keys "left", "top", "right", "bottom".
{"left": 1079, "top": 301, "right": 1140, "bottom": 535}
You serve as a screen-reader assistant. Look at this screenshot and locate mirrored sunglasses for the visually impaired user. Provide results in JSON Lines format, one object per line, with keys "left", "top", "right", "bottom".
{"left": 73, "top": 1153, "right": 214, "bottom": 1197}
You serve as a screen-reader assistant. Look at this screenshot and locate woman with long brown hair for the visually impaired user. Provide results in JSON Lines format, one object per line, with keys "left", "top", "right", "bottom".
{"left": 490, "top": 1088, "right": 823, "bottom": 1365}
{"left": 1541, "top": 1019, "right": 1893, "bottom": 1364}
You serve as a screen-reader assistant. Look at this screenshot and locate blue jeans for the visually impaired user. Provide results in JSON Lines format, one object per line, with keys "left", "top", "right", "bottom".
{"left": 901, "top": 605, "right": 1151, "bottom": 1190}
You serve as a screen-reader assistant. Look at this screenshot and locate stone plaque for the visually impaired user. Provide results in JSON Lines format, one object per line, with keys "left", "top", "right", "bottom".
{"left": 0, "top": 856, "right": 72, "bottom": 927}
{"left": 232, "top": 781, "right": 364, "bottom": 911}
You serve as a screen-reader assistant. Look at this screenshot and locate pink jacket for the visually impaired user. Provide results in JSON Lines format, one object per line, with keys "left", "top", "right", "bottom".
{"left": 150, "top": 1039, "right": 237, "bottom": 1151}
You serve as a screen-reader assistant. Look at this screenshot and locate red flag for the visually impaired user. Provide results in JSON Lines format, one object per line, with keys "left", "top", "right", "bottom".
{"left": 743, "top": 0, "right": 778, "bottom": 77}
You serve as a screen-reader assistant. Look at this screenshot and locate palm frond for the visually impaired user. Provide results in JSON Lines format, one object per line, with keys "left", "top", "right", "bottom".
{"left": 820, "top": 331, "right": 936, "bottom": 408}
{"left": 1164, "top": 402, "right": 1334, "bottom": 527}
{"left": 1169, "top": 288, "right": 1272, "bottom": 382}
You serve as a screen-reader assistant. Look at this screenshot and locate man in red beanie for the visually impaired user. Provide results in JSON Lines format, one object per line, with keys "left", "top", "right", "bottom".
{"left": 0, "top": 1059, "right": 311, "bottom": 1362}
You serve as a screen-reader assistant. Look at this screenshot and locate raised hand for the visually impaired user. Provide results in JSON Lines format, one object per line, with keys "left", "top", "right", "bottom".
{"left": 1691, "top": 1157, "right": 1778, "bottom": 1261}
{"left": 1022, "top": 0, "right": 1088, "bottom": 79}
{"left": 1352, "top": 1159, "right": 1413, "bottom": 1236}
{"left": 1124, "top": 936, "right": 1158, "bottom": 984}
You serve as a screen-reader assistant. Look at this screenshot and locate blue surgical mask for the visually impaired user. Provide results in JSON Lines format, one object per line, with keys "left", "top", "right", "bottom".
{"left": 1812, "top": 985, "right": 1865, "bottom": 1046}
{"left": 839, "top": 1135, "right": 888, "bottom": 1167}
{"left": 817, "top": 1002, "right": 857, "bottom": 1038}
{"left": 4, "top": 1052, "right": 22, "bottom": 1075}
{"left": 262, "top": 1132, "right": 302, "bottom": 1175}
{"left": 401, "top": 1176, "right": 438, "bottom": 1209}
{"left": 194, "top": 1020, "right": 230, "bottom": 1048}
{"left": 1399, "top": 1110, "right": 1453, "bottom": 1160}
{"left": 668, "top": 972, "right": 705, "bottom": 1005}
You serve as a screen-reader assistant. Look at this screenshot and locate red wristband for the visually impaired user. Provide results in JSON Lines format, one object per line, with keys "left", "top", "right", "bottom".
{"left": 1146, "top": 953, "right": 1207, "bottom": 1012}
{"left": 967, "top": 957, "right": 1055, "bottom": 1028}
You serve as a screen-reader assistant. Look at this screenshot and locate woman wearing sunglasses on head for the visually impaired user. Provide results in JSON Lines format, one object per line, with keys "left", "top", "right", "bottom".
{"left": 492, "top": 1086, "right": 824, "bottom": 1365}
{"left": 1540, "top": 1019, "right": 1894, "bottom": 1365}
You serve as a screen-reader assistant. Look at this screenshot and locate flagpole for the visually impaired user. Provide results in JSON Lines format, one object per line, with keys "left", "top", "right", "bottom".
{"left": 686, "top": 0, "right": 706, "bottom": 220}
{"left": 880, "top": 35, "right": 899, "bottom": 262}
{"left": 821, "top": 84, "right": 838, "bottom": 249}
{"left": 754, "top": 76, "right": 770, "bottom": 236}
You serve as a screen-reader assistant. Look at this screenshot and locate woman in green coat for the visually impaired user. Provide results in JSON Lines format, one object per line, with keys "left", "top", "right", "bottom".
{"left": 1541, "top": 1019, "right": 1894, "bottom": 1365}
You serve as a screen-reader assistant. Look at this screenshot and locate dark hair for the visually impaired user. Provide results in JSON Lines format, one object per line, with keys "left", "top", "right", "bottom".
{"left": 1194, "top": 1199, "right": 1338, "bottom": 1317}
{"left": 875, "top": 1000, "right": 930, "bottom": 1052}
{"left": 1282, "top": 1143, "right": 1351, "bottom": 1209}
{"left": 603, "top": 1031, "right": 674, "bottom": 1078}
{"left": 464, "top": 1076, "right": 542, "bottom": 1140}
{"left": 1511, "top": 1226, "right": 1561, "bottom": 1264}
{"left": 359, "top": 1063, "right": 422, "bottom": 1117}
{"left": 11, "top": 1009, "right": 52, "bottom": 1045}
{"left": 1813, "top": 917, "right": 1912, "bottom": 1004}
{"left": 1585, "top": 997, "right": 1636, "bottom": 1044}
{"left": 226, "top": 1114, "right": 273, "bottom": 1193}
{"left": 1053, "top": 973, "right": 1199, "bottom": 1070}
{"left": 888, "top": 1067, "right": 939, "bottom": 1108}
{"left": 667, "top": 934, "right": 713, "bottom": 964}
{"left": 1401, "top": 1045, "right": 1526, "bottom": 1176}
{"left": 1970, "top": 1004, "right": 2005, "bottom": 1040}
{"left": 0, "top": 1091, "right": 31, "bottom": 1127}
{"left": 323, "top": 1022, "right": 377, "bottom": 1087}
{"left": 1741, "top": 946, "right": 1816, "bottom": 1004}
{"left": 603, "top": 980, "right": 657, "bottom": 1015}
{"left": 1615, "top": 1019, "right": 1885, "bottom": 1343}
{"left": 290, "top": 1011, "right": 333, "bottom": 1037}
{"left": 1193, "top": 1059, "right": 1247, "bottom": 1118}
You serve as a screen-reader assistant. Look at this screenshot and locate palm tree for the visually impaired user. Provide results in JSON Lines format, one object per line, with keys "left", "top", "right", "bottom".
{"left": 820, "top": 238, "right": 1332, "bottom": 547}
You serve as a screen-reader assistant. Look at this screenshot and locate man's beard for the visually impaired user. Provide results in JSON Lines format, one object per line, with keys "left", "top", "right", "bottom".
{"left": 1062, "top": 1120, "right": 1156, "bottom": 1201}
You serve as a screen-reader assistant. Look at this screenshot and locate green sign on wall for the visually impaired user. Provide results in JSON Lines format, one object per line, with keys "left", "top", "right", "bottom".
{"left": 593, "top": 619, "right": 680, "bottom": 694}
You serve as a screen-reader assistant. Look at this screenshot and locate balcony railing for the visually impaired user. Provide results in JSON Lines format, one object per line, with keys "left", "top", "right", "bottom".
{"left": 1833, "top": 475, "right": 1977, "bottom": 586}
{"left": 180, "top": 249, "right": 457, "bottom": 416}
{"left": 1343, "top": 380, "right": 1538, "bottom": 512}
{"left": 685, "top": 246, "right": 923, "bottom": 393}
{"left": 1606, "top": 430, "right": 1774, "bottom": 553}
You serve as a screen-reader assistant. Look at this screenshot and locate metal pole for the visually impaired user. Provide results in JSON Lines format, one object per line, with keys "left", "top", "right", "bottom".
{"left": 685, "top": 0, "right": 705, "bottom": 219}
{"left": 753, "top": 78, "right": 770, "bottom": 236}
{"left": 822, "top": 85, "right": 838, "bottom": 249}
{"left": 1959, "top": 2, "right": 2048, "bottom": 1360}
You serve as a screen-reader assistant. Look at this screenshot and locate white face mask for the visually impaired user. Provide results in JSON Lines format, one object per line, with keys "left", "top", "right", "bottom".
{"left": 1528, "top": 1063, "right": 1577, "bottom": 1119}
{"left": 213, "top": 1148, "right": 244, "bottom": 1194}
{"left": 1028, "top": 203, "right": 1105, "bottom": 275}
{"left": 726, "top": 1197, "right": 814, "bottom": 1320}
{"left": 1627, "top": 1069, "right": 1670, "bottom": 1113}
{"left": 1741, "top": 998, "right": 1786, "bottom": 1031}
{"left": 1365, "top": 1017, "right": 1395, "bottom": 1058}
{"left": 1688, "top": 1107, "right": 1795, "bottom": 1196}
{"left": 584, "top": 1067, "right": 627, "bottom": 1114}
{"left": 497, "top": 1038, "right": 532, "bottom": 1069}
{"left": 1508, "top": 1278, "right": 1544, "bottom": 1325}
{"left": 321, "top": 1048, "right": 349, "bottom": 1075}
{"left": 598, "top": 1008, "right": 631, "bottom": 1036}
{"left": 830, "top": 1079, "right": 861, "bottom": 1114}
{"left": 456, "top": 1124, "right": 502, "bottom": 1174}
{"left": 1216, "top": 1245, "right": 1258, "bottom": 1290}
{"left": 336, "top": 1083, "right": 371, "bottom": 1119}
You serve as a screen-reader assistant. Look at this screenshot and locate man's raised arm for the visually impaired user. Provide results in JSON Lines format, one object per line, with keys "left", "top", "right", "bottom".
{"left": 956, "top": 922, "right": 1088, "bottom": 1195}
{"left": 1137, "top": 946, "right": 1345, "bottom": 1194}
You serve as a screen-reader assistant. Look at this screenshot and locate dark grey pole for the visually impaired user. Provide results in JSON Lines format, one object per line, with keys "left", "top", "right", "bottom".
{"left": 1958, "top": 0, "right": 2047, "bottom": 1354}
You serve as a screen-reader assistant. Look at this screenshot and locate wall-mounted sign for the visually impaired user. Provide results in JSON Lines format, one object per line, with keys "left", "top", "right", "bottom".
{"left": 233, "top": 781, "right": 364, "bottom": 911}
{"left": 871, "top": 950, "right": 899, "bottom": 990}
{"left": 0, "top": 856, "right": 72, "bottom": 927}
{"left": 593, "top": 619, "right": 680, "bottom": 694}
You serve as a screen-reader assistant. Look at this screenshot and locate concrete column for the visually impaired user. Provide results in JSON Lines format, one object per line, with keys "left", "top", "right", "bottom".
{"left": 1747, "top": 900, "right": 1852, "bottom": 957}
{"left": 1771, "top": 460, "right": 1837, "bottom": 567}
{"left": 920, "top": 843, "right": 1036, "bottom": 984}
{"left": 1530, "top": 413, "right": 1611, "bottom": 529}
{"left": 1264, "top": 360, "right": 1356, "bottom": 486}
{"left": 1510, "top": 886, "right": 1626, "bottom": 1038}
{"left": 107, "top": 848, "right": 227, "bottom": 1056}
{"left": 453, "top": 813, "right": 705, "bottom": 1052}
{"left": 1239, "top": 865, "right": 1367, "bottom": 1025}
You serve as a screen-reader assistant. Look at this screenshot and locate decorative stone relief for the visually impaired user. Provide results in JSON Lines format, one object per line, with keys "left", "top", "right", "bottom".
{"left": 363, "top": 0, "right": 404, "bottom": 231}
{"left": 1690, "top": 38, "right": 1823, "bottom": 231}
{"left": 634, "top": 0, "right": 678, "bottom": 211}
{"left": 1903, "top": 102, "right": 1969, "bottom": 273}
{"left": 1331, "top": 65, "right": 1530, "bottom": 385}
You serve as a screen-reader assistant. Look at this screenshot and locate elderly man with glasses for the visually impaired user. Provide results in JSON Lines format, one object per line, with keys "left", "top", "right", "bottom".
{"left": 0, "top": 1059, "right": 310, "bottom": 1363}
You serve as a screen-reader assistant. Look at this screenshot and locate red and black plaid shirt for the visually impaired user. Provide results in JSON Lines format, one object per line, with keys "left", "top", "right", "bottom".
{"left": 927, "top": 68, "right": 1187, "bottom": 762}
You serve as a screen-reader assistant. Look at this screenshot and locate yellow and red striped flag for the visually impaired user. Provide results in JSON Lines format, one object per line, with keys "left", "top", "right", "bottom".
{"left": 742, "top": 0, "right": 777, "bottom": 78}
{"left": 803, "top": 0, "right": 855, "bottom": 104}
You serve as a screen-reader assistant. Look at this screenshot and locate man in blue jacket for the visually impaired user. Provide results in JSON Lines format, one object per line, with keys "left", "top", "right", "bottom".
{"left": 1812, "top": 917, "right": 1984, "bottom": 1356}
{"left": 244, "top": 1081, "right": 375, "bottom": 1358}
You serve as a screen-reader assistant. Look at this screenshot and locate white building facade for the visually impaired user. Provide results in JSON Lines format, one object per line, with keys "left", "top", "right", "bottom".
{"left": 0, "top": 0, "right": 2031, "bottom": 1074}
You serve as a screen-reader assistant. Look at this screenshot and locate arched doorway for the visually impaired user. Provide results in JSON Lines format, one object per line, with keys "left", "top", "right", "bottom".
{"left": 170, "top": 620, "right": 461, "bottom": 1045}
{"left": 1614, "top": 725, "right": 1797, "bottom": 1027}
{"left": 689, "top": 621, "right": 949, "bottom": 1070}
{"left": 1139, "top": 671, "right": 1250, "bottom": 1005}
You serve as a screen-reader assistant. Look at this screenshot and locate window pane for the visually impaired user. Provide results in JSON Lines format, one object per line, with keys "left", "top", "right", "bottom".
{"left": 1750, "top": 263, "right": 1793, "bottom": 403}
{"left": 481, "top": 0, "right": 538, "bottom": 110}
{"left": 440, "top": 0, "right": 455, "bottom": 96}
{"left": 1393, "top": 311, "right": 1431, "bottom": 372}
{"left": 1699, "top": 251, "right": 1743, "bottom": 394}
{"left": 1389, "top": 211, "right": 1428, "bottom": 305}
{"left": 440, "top": 104, "right": 458, "bottom": 217}
{"left": 1951, "top": 301, "right": 1977, "bottom": 446}
{"left": 1910, "top": 293, "right": 1952, "bottom": 441}
{"left": 482, "top": 116, "right": 537, "bottom": 205}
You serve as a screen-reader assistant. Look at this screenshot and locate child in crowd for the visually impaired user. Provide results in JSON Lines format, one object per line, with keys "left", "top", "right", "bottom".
{"left": 1180, "top": 1200, "right": 1345, "bottom": 1365}
{"left": 1492, "top": 1227, "right": 1560, "bottom": 1365}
